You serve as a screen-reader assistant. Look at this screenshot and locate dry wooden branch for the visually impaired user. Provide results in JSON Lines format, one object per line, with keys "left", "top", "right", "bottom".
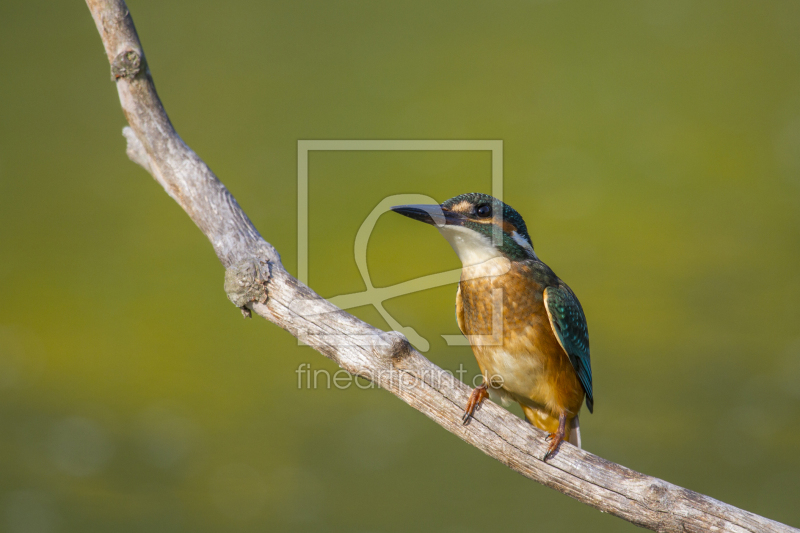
{"left": 84, "top": 2, "right": 797, "bottom": 531}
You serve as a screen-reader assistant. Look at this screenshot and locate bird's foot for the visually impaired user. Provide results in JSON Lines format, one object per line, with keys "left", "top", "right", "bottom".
{"left": 543, "top": 412, "right": 568, "bottom": 461}
{"left": 543, "top": 432, "right": 564, "bottom": 461}
{"left": 462, "top": 383, "right": 489, "bottom": 425}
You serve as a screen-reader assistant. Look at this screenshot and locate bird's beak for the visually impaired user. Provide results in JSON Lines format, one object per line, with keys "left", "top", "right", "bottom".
{"left": 390, "top": 204, "right": 465, "bottom": 227}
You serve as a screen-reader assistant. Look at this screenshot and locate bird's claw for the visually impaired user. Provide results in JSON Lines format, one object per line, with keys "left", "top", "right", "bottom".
{"left": 462, "top": 383, "right": 489, "bottom": 426}
{"left": 542, "top": 414, "right": 568, "bottom": 461}
{"left": 543, "top": 437, "right": 562, "bottom": 461}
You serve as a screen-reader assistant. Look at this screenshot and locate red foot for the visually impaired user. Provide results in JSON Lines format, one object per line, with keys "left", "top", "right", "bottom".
{"left": 543, "top": 412, "right": 568, "bottom": 461}
{"left": 462, "top": 384, "right": 489, "bottom": 425}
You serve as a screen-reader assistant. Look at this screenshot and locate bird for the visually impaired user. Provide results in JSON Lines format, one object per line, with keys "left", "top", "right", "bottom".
{"left": 391, "top": 193, "right": 593, "bottom": 460}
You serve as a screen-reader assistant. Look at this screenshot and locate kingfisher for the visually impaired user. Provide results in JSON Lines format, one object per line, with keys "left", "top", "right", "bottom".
{"left": 391, "top": 193, "right": 593, "bottom": 460}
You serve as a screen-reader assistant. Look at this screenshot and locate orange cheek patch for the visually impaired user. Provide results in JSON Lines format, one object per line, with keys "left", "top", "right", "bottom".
{"left": 450, "top": 200, "right": 473, "bottom": 213}
{"left": 501, "top": 220, "right": 517, "bottom": 234}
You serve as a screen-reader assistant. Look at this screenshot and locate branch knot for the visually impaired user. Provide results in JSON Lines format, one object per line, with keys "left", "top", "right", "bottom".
{"left": 111, "top": 49, "right": 145, "bottom": 81}
{"left": 224, "top": 259, "right": 272, "bottom": 317}
{"left": 383, "top": 331, "right": 413, "bottom": 363}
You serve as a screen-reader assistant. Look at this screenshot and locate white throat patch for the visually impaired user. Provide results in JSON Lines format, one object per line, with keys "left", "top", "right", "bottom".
{"left": 437, "top": 225, "right": 502, "bottom": 267}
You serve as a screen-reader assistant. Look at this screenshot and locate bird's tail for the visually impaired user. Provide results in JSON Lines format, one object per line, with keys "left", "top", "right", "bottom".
{"left": 568, "top": 414, "right": 581, "bottom": 449}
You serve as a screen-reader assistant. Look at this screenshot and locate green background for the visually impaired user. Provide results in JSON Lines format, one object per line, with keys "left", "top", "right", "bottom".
{"left": 2, "top": 1, "right": 800, "bottom": 531}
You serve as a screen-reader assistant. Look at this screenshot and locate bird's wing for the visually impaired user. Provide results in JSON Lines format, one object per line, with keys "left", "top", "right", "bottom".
{"left": 544, "top": 285, "right": 594, "bottom": 413}
{"left": 455, "top": 284, "right": 465, "bottom": 335}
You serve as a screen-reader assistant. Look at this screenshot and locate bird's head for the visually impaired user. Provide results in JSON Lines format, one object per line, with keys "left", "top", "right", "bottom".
{"left": 391, "top": 193, "right": 536, "bottom": 266}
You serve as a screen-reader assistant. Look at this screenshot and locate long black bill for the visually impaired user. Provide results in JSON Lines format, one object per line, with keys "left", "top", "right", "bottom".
{"left": 390, "top": 204, "right": 464, "bottom": 227}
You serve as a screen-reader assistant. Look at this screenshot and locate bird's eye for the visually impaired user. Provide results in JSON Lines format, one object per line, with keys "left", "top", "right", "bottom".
{"left": 476, "top": 204, "right": 492, "bottom": 218}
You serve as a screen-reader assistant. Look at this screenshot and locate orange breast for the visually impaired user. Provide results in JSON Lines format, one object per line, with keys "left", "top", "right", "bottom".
{"left": 457, "top": 260, "right": 584, "bottom": 418}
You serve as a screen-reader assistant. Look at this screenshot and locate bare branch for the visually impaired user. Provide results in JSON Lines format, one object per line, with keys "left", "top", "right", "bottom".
{"left": 84, "top": 2, "right": 798, "bottom": 532}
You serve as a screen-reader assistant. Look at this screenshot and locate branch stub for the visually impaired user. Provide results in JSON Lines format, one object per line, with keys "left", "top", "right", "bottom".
{"left": 111, "top": 49, "right": 144, "bottom": 81}
{"left": 224, "top": 259, "right": 271, "bottom": 317}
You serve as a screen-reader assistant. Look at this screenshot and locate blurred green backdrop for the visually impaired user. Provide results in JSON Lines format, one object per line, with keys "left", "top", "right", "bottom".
{"left": 1, "top": 0, "right": 800, "bottom": 531}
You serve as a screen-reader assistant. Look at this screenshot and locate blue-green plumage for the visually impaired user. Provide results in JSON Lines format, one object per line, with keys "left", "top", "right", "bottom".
{"left": 544, "top": 285, "right": 594, "bottom": 412}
